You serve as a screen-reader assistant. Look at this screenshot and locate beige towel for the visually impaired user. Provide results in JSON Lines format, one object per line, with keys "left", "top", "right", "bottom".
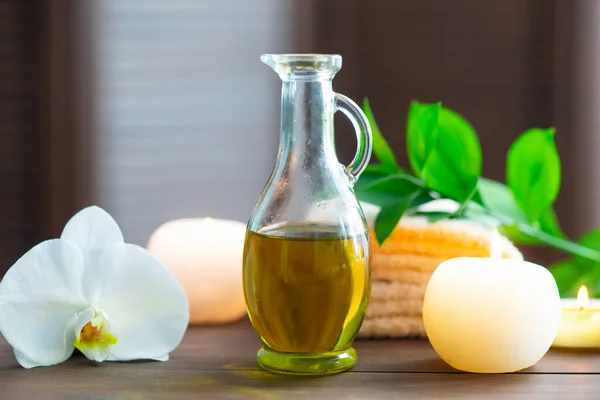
{"left": 358, "top": 212, "right": 523, "bottom": 338}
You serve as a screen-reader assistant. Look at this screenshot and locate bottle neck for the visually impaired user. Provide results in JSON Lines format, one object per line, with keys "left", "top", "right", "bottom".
{"left": 278, "top": 79, "right": 336, "bottom": 169}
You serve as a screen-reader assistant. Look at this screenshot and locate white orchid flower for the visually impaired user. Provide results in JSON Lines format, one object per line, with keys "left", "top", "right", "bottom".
{"left": 0, "top": 206, "right": 189, "bottom": 368}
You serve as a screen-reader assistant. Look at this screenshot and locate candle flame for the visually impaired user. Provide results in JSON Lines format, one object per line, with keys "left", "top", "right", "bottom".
{"left": 578, "top": 285, "right": 589, "bottom": 309}
{"left": 490, "top": 228, "right": 502, "bottom": 259}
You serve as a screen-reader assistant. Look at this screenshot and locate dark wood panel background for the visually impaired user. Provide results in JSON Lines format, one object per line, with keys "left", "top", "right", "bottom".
{"left": 309, "top": 0, "right": 557, "bottom": 188}
{"left": 299, "top": 0, "right": 577, "bottom": 265}
{"left": 0, "top": 1, "right": 92, "bottom": 275}
{"left": 0, "top": 1, "right": 42, "bottom": 272}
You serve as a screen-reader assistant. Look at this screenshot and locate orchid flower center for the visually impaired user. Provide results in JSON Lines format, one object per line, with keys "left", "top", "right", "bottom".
{"left": 73, "top": 308, "right": 118, "bottom": 362}
{"left": 78, "top": 320, "right": 116, "bottom": 347}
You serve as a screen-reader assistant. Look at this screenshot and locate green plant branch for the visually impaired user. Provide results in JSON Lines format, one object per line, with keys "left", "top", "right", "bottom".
{"left": 463, "top": 202, "right": 600, "bottom": 262}
{"left": 358, "top": 97, "right": 600, "bottom": 296}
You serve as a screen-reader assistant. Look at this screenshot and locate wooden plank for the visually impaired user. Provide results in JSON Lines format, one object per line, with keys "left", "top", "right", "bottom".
{"left": 355, "top": 339, "right": 600, "bottom": 375}
{"left": 0, "top": 360, "right": 599, "bottom": 399}
{"left": 142, "top": 319, "right": 600, "bottom": 374}
{"left": 1, "top": 318, "right": 600, "bottom": 400}
{"left": 3, "top": 319, "right": 600, "bottom": 375}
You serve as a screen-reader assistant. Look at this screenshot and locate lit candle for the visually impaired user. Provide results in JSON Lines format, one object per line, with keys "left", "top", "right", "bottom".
{"left": 422, "top": 230, "right": 560, "bottom": 373}
{"left": 147, "top": 218, "right": 247, "bottom": 324}
{"left": 552, "top": 285, "right": 600, "bottom": 348}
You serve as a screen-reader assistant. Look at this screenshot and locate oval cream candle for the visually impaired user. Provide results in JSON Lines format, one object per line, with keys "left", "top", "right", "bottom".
{"left": 423, "top": 230, "right": 560, "bottom": 373}
{"left": 553, "top": 286, "right": 600, "bottom": 348}
{"left": 147, "top": 218, "right": 247, "bottom": 324}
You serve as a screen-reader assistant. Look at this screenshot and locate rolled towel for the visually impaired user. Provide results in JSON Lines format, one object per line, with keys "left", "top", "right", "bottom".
{"left": 358, "top": 202, "right": 523, "bottom": 338}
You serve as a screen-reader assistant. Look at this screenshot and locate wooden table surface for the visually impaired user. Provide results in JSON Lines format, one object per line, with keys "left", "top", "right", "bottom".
{"left": 1, "top": 318, "right": 599, "bottom": 399}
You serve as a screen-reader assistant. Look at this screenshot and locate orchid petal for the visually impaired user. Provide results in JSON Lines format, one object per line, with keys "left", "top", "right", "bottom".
{"left": 14, "top": 350, "right": 44, "bottom": 369}
{"left": 94, "top": 244, "right": 189, "bottom": 361}
{"left": 61, "top": 206, "right": 124, "bottom": 251}
{"left": 0, "top": 240, "right": 87, "bottom": 368}
{"left": 61, "top": 206, "right": 124, "bottom": 303}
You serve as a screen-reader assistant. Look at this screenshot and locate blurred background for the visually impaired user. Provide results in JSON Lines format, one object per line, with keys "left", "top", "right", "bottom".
{"left": 0, "top": 0, "right": 597, "bottom": 274}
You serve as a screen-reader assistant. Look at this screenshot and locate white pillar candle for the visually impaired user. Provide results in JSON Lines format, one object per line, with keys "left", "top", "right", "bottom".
{"left": 552, "top": 285, "right": 600, "bottom": 348}
{"left": 147, "top": 218, "right": 247, "bottom": 324}
{"left": 423, "top": 230, "right": 560, "bottom": 373}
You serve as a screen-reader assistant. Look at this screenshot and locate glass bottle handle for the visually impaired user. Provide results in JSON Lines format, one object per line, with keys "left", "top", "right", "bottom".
{"left": 334, "top": 93, "right": 373, "bottom": 185}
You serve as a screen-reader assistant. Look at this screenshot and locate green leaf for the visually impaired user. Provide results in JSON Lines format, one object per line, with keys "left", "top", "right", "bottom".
{"left": 579, "top": 228, "right": 600, "bottom": 250}
{"left": 419, "top": 211, "right": 456, "bottom": 223}
{"left": 513, "top": 223, "right": 600, "bottom": 261}
{"left": 477, "top": 178, "right": 528, "bottom": 224}
{"left": 374, "top": 195, "right": 415, "bottom": 244}
{"left": 550, "top": 260, "right": 591, "bottom": 297}
{"left": 464, "top": 201, "right": 600, "bottom": 260}
{"left": 498, "top": 208, "right": 564, "bottom": 245}
{"left": 538, "top": 207, "right": 565, "bottom": 238}
{"left": 421, "top": 185, "right": 478, "bottom": 223}
{"left": 421, "top": 106, "right": 482, "bottom": 201}
{"left": 406, "top": 101, "right": 441, "bottom": 177}
{"left": 475, "top": 178, "right": 565, "bottom": 244}
{"left": 506, "top": 127, "right": 561, "bottom": 223}
{"left": 462, "top": 203, "right": 504, "bottom": 228}
{"left": 355, "top": 164, "right": 392, "bottom": 193}
{"left": 363, "top": 98, "right": 399, "bottom": 173}
{"left": 361, "top": 174, "right": 424, "bottom": 194}
{"left": 499, "top": 224, "right": 543, "bottom": 245}
{"left": 363, "top": 164, "right": 399, "bottom": 175}
{"left": 575, "top": 229, "right": 600, "bottom": 263}
{"left": 409, "top": 190, "right": 437, "bottom": 209}
{"left": 571, "top": 267, "right": 600, "bottom": 298}
{"left": 355, "top": 174, "right": 423, "bottom": 208}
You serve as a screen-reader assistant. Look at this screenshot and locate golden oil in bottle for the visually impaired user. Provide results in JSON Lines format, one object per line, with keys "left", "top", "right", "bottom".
{"left": 243, "top": 222, "right": 370, "bottom": 373}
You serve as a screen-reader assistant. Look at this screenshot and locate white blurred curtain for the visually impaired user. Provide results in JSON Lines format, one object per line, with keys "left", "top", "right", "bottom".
{"left": 87, "top": 0, "right": 600, "bottom": 246}
{"left": 93, "top": 0, "right": 292, "bottom": 245}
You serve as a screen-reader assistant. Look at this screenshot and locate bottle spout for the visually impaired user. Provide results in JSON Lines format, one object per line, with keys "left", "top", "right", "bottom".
{"left": 261, "top": 54, "right": 342, "bottom": 80}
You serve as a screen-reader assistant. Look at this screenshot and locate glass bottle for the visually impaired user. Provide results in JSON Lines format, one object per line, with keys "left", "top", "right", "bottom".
{"left": 243, "top": 54, "right": 373, "bottom": 375}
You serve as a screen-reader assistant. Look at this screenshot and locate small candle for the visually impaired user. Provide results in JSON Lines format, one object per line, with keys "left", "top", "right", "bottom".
{"left": 552, "top": 286, "right": 600, "bottom": 348}
{"left": 423, "top": 230, "right": 560, "bottom": 373}
{"left": 147, "top": 218, "right": 247, "bottom": 324}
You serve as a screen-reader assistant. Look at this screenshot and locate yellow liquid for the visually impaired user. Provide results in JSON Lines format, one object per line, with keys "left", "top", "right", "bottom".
{"left": 243, "top": 223, "right": 370, "bottom": 365}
